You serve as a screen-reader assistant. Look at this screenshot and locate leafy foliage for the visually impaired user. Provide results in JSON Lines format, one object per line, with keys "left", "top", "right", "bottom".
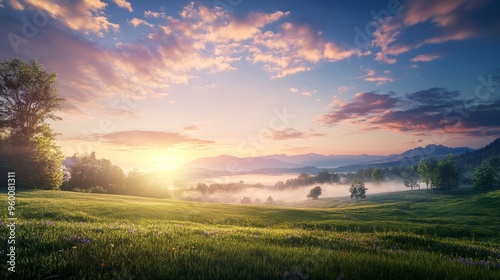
{"left": 349, "top": 179, "right": 367, "bottom": 201}
{"left": 0, "top": 58, "right": 64, "bottom": 189}
{"left": 307, "top": 186, "right": 322, "bottom": 199}
{"left": 471, "top": 157, "right": 500, "bottom": 190}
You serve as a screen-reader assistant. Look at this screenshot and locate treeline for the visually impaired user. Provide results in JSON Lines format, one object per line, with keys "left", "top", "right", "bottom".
{"left": 62, "top": 152, "right": 170, "bottom": 198}
{"left": 190, "top": 182, "right": 264, "bottom": 194}
{"left": 274, "top": 170, "right": 340, "bottom": 190}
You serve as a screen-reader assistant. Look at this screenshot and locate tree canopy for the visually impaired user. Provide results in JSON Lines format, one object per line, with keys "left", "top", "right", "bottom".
{"left": 0, "top": 58, "right": 64, "bottom": 189}
{"left": 307, "top": 186, "right": 322, "bottom": 199}
{"left": 349, "top": 179, "right": 367, "bottom": 201}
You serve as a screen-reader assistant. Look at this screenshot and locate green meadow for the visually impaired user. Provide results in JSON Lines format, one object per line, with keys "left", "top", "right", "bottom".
{"left": 1, "top": 189, "right": 499, "bottom": 279}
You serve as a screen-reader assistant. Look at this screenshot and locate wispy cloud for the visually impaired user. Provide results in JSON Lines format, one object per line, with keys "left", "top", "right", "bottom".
{"left": 129, "top": 18, "right": 153, "bottom": 28}
{"left": 112, "top": 0, "right": 133, "bottom": 12}
{"left": 361, "top": 68, "right": 393, "bottom": 85}
{"left": 23, "top": 0, "right": 119, "bottom": 37}
{"left": 83, "top": 130, "right": 214, "bottom": 149}
{"left": 411, "top": 54, "right": 440, "bottom": 62}
{"left": 267, "top": 128, "right": 325, "bottom": 140}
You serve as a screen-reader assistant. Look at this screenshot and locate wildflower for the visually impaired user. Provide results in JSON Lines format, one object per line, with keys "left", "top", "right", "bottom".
{"left": 204, "top": 231, "right": 211, "bottom": 236}
{"left": 71, "top": 246, "right": 77, "bottom": 250}
{"left": 129, "top": 229, "right": 136, "bottom": 234}
{"left": 0, "top": 221, "right": 4, "bottom": 226}
{"left": 171, "top": 247, "right": 177, "bottom": 251}
{"left": 99, "top": 262, "right": 105, "bottom": 268}
{"left": 254, "top": 235, "right": 260, "bottom": 239}
{"left": 44, "top": 221, "right": 53, "bottom": 226}
{"left": 191, "top": 246, "right": 196, "bottom": 250}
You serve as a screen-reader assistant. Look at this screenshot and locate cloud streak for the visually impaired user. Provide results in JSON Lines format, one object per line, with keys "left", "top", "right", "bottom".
{"left": 83, "top": 130, "right": 214, "bottom": 149}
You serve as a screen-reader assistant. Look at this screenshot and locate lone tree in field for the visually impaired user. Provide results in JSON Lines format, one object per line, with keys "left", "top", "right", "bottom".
{"left": 307, "top": 186, "right": 322, "bottom": 199}
{"left": 349, "top": 179, "right": 367, "bottom": 201}
{"left": 0, "top": 58, "right": 65, "bottom": 189}
{"left": 265, "top": 195, "right": 274, "bottom": 205}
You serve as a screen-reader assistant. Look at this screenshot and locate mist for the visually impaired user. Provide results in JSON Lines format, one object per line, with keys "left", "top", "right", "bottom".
{"left": 179, "top": 180, "right": 411, "bottom": 205}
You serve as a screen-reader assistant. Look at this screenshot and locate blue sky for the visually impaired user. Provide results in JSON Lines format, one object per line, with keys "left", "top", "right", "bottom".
{"left": 1, "top": 0, "right": 499, "bottom": 171}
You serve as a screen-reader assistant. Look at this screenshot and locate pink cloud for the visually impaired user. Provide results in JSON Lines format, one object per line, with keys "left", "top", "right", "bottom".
{"left": 361, "top": 68, "right": 393, "bottom": 85}
{"left": 86, "top": 130, "right": 214, "bottom": 149}
{"left": 129, "top": 18, "right": 153, "bottom": 28}
{"left": 411, "top": 54, "right": 441, "bottom": 62}
{"left": 112, "top": 0, "right": 133, "bottom": 12}
{"left": 24, "top": 0, "right": 119, "bottom": 37}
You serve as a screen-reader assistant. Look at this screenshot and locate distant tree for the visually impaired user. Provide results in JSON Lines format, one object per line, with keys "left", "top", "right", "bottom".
{"left": 62, "top": 152, "right": 125, "bottom": 193}
{"left": 240, "top": 196, "right": 252, "bottom": 204}
{"left": 307, "top": 186, "right": 322, "bottom": 199}
{"left": 349, "top": 179, "right": 367, "bottom": 201}
{"left": 274, "top": 181, "right": 286, "bottom": 190}
{"left": 431, "top": 155, "right": 460, "bottom": 192}
{"left": 195, "top": 183, "right": 209, "bottom": 194}
{"left": 371, "top": 168, "right": 385, "bottom": 184}
{"left": 401, "top": 166, "right": 420, "bottom": 190}
{"left": 417, "top": 157, "right": 438, "bottom": 189}
{"left": 265, "top": 195, "right": 274, "bottom": 205}
{"left": 471, "top": 157, "right": 500, "bottom": 190}
{"left": 0, "top": 58, "right": 65, "bottom": 189}
{"left": 316, "top": 170, "right": 332, "bottom": 184}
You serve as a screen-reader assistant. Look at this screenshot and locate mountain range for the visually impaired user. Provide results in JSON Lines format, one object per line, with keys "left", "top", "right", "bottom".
{"left": 184, "top": 144, "right": 474, "bottom": 173}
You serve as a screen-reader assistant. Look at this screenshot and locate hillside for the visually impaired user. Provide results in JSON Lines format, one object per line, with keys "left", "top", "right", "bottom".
{"left": 456, "top": 138, "right": 500, "bottom": 174}
{"left": 1, "top": 189, "right": 499, "bottom": 279}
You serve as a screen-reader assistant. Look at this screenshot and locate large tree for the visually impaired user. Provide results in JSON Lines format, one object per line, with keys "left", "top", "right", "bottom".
{"left": 0, "top": 58, "right": 65, "bottom": 189}
{"left": 307, "top": 186, "right": 322, "bottom": 199}
{"left": 349, "top": 179, "right": 367, "bottom": 201}
{"left": 62, "top": 152, "right": 125, "bottom": 193}
{"left": 417, "top": 157, "right": 438, "bottom": 189}
{"left": 471, "top": 157, "right": 500, "bottom": 190}
{"left": 432, "top": 155, "right": 460, "bottom": 192}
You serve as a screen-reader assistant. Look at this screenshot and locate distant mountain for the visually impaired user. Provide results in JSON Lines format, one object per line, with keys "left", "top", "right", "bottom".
{"left": 184, "top": 155, "right": 298, "bottom": 172}
{"left": 261, "top": 153, "right": 386, "bottom": 168}
{"left": 334, "top": 144, "right": 473, "bottom": 172}
{"left": 184, "top": 143, "right": 475, "bottom": 173}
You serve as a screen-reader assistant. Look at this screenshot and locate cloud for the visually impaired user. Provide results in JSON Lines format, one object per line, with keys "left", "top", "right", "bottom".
{"left": 249, "top": 22, "right": 369, "bottom": 78}
{"left": 85, "top": 130, "right": 214, "bottom": 149}
{"left": 7, "top": 0, "right": 23, "bottom": 10}
{"left": 289, "top": 88, "right": 299, "bottom": 93}
{"left": 318, "top": 87, "right": 500, "bottom": 137}
{"left": 112, "top": 0, "right": 132, "bottom": 12}
{"left": 372, "top": 0, "right": 500, "bottom": 64}
{"left": 318, "top": 91, "right": 400, "bottom": 126}
{"left": 338, "top": 86, "right": 355, "bottom": 94}
{"left": 23, "top": 0, "right": 119, "bottom": 37}
{"left": 411, "top": 54, "right": 440, "bottom": 62}
{"left": 361, "top": 68, "right": 393, "bottom": 85}
{"left": 129, "top": 18, "right": 153, "bottom": 28}
{"left": 183, "top": 125, "right": 200, "bottom": 131}
{"left": 302, "top": 91, "right": 313, "bottom": 97}
{"left": 144, "top": 10, "right": 166, "bottom": 18}
{"left": 267, "top": 128, "right": 325, "bottom": 140}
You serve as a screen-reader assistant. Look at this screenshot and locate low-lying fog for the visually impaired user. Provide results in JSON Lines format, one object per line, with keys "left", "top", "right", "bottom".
{"left": 178, "top": 173, "right": 411, "bottom": 204}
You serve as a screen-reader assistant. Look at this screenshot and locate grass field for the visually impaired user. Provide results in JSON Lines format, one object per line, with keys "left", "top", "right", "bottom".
{"left": 1, "top": 188, "right": 499, "bottom": 279}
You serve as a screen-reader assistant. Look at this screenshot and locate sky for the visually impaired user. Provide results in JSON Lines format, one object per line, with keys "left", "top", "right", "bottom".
{"left": 1, "top": 0, "right": 499, "bottom": 172}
